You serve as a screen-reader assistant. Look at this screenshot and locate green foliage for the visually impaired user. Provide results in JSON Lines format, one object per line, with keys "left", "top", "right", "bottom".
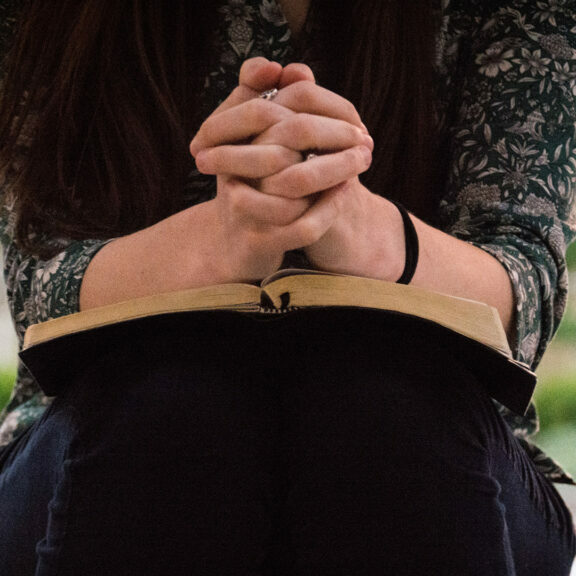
{"left": 534, "top": 374, "right": 576, "bottom": 430}
{"left": 567, "top": 241, "right": 576, "bottom": 270}
{"left": 0, "top": 365, "right": 15, "bottom": 411}
{"left": 536, "top": 424, "right": 576, "bottom": 478}
{"left": 555, "top": 315, "right": 576, "bottom": 342}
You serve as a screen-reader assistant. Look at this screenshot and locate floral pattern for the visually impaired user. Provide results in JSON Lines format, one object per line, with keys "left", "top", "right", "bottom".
{"left": 1, "top": 0, "right": 576, "bottom": 482}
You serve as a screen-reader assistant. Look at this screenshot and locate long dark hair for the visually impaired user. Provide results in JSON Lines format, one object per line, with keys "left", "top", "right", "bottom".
{"left": 0, "top": 0, "right": 441, "bottom": 256}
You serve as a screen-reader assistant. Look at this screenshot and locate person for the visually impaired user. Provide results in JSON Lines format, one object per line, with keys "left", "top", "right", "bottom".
{"left": 0, "top": 0, "right": 575, "bottom": 573}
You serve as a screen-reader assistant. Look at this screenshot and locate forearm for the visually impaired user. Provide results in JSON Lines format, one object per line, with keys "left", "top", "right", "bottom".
{"left": 410, "top": 215, "right": 515, "bottom": 335}
{"left": 79, "top": 179, "right": 340, "bottom": 311}
{"left": 303, "top": 189, "right": 515, "bottom": 337}
{"left": 79, "top": 204, "right": 224, "bottom": 310}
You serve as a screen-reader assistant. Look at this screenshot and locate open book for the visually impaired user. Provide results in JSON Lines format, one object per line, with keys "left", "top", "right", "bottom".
{"left": 21, "top": 270, "right": 536, "bottom": 413}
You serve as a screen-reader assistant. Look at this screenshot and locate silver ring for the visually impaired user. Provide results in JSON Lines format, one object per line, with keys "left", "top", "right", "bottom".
{"left": 259, "top": 88, "right": 279, "bottom": 101}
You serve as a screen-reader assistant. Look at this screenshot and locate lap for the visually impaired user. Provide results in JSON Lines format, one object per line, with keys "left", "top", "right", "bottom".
{"left": 0, "top": 310, "right": 574, "bottom": 575}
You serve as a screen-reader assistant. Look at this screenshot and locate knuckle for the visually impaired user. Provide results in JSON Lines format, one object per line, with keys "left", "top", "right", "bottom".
{"left": 351, "top": 145, "right": 372, "bottom": 170}
{"left": 344, "top": 122, "right": 363, "bottom": 143}
{"left": 342, "top": 99, "right": 359, "bottom": 121}
{"left": 293, "top": 218, "right": 322, "bottom": 246}
{"left": 344, "top": 146, "right": 364, "bottom": 167}
{"left": 223, "top": 181, "right": 249, "bottom": 214}
{"left": 194, "top": 150, "right": 210, "bottom": 173}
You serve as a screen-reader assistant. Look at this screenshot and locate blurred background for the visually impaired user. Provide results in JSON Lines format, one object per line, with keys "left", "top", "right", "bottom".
{"left": 531, "top": 242, "right": 576, "bottom": 477}
{"left": 0, "top": 253, "right": 17, "bottom": 414}
{"left": 0, "top": 250, "right": 576, "bottom": 477}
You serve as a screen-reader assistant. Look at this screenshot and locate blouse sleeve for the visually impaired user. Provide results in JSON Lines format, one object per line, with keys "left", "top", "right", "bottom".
{"left": 0, "top": 192, "right": 110, "bottom": 347}
{"left": 439, "top": 0, "right": 576, "bottom": 368}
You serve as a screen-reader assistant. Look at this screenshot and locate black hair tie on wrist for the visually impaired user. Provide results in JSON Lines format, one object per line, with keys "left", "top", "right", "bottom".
{"left": 390, "top": 200, "right": 419, "bottom": 285}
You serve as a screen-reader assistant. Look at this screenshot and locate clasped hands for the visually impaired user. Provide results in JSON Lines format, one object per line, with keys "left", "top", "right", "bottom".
{"left": 189, "top": 58, "right": 405, "bottom": 284}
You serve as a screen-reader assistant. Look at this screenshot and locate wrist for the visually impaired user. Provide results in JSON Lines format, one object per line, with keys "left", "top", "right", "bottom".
{"left": 364, "top": 196, "right": 407, "bottom": 283}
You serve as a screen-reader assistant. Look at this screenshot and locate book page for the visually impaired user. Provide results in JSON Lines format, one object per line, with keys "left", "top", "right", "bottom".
{"left": 262, "top": 274, "right": 511, "bottom": 356}
{"left": 24, "top": 283, "right": 262, "bottom": 348}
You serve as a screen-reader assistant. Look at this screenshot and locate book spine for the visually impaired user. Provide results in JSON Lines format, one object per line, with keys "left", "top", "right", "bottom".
{"left": 257, "top": 306, "right": 301, "bottom": 314}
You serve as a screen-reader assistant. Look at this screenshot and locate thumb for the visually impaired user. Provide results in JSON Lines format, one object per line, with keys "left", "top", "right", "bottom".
{"left": 279, "top": 63, "right": 316, "bottom": 88}
{"left": 239, "top": 57, "right": 284, "bottom": 92}
{"left": 211, "top": 58, "right": 283, "bottom": 117}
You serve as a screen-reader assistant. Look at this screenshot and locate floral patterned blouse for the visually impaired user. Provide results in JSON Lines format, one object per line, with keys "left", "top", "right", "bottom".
{"left": 1, "top": 0, "right": 576, "bottom": 482}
